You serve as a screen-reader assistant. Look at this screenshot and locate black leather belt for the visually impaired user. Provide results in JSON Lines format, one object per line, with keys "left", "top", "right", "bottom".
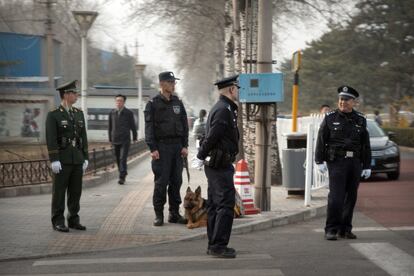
{"left": 336, "top": 150, "right": 360, "bottom": 158}
{"left": 158, "top": 137, "right": 181, "bottom": 144}
{"left": 59, "top": 137, "right": 79, "bottom": 148}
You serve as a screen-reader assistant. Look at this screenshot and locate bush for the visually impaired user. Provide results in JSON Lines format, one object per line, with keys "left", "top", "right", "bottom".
{"left": 382, "top": 127, "right": 414, "bottom": 147}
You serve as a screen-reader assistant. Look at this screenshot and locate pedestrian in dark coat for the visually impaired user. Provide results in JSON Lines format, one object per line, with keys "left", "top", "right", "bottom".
{"left": 144, "top": 71, "right": 189, "bottom": 226}
{"left": 315, "top": 85, "right": 371, "bottom": 241}
{"left": 192, "top": 75, "right": 240, "bottom": 258}
{"left": 46, "top": 80, "right": 88, "bottom": 232}
{"left": 108, "top": 94, "right": 137, "bottom": 184}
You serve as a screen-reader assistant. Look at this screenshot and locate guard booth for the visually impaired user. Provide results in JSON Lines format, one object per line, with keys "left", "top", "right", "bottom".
{"left": 282, "top": 132, "right": 307, "bottom": 196}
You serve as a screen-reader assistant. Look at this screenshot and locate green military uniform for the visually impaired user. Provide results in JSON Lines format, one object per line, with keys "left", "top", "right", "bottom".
{"left": 46, "top": 81, "right": 88, "bottom": 230}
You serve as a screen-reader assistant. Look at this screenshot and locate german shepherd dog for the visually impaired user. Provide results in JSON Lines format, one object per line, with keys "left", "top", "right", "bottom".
{"left": 183, "top": 186, "right": 208, "bottom": 229}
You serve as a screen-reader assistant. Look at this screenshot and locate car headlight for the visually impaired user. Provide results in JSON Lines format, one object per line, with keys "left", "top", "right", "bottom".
{"left": 384, "top": 146, "right": 398, "bottom": 155}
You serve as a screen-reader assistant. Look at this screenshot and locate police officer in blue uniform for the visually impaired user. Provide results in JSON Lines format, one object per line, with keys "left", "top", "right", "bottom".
{"left": 192, "top": 75, "right": 240, "bottom": 258}
{"left": 315, "top": 85, "right": 372, "bottom": 240}
{"left": 144, "top": 71, "right": 189, "bottom": 226}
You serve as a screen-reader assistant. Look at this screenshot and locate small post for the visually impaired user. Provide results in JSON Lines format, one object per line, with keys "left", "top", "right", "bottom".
{"left": 304, "top": 123, "right": 314, "bottom": 207}
{"left": 291, "top": 50, "right": 302, "bottom": 132}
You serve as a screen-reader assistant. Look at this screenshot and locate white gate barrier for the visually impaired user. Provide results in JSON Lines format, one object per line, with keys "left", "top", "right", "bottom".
{"left": 276, "top": 114, "right": 329, "bottom": 206}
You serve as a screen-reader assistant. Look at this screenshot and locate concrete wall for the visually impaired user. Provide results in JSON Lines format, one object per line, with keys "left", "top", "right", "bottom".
{"left": 0, "top": 94, "right": 55, "bottom": 144}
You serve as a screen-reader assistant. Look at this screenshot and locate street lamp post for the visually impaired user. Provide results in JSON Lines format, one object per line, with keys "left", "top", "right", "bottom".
{"left": 72, "top": 10, "right": 98, "bottom": 129}
{"left": 136, "top": 63, "right": 146, "bottom": 140}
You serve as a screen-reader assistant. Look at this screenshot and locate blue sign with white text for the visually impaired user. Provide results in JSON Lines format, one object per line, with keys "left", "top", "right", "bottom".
{"left": 239, "top": 73, "right": 284, "bottom": 103}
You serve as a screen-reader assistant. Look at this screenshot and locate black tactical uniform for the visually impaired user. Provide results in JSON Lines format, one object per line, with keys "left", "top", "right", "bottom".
{"left": 144, "top": 73, "right": 189, "bottom": 226}
{"left": 197, "top": 75, "right": 239, "bottom": 257}
{"left": 315, "top": 86, "right": 371, "bottom": 239}
{"left": 46, "top": 80, "right": 88, "bottom": 232}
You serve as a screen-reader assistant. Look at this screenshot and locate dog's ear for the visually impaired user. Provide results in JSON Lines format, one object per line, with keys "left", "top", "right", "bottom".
{"left": 195, "top": 186, "right": 201, "bottom": 196}
{"left": 186, "top": 186, "right": 192, "bottom": 193}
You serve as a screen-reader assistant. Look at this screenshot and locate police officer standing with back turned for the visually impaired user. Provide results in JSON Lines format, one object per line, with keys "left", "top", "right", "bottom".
{"left": 315, "top": 85, "right": 371, "bottom": 241}
{"left": 191, "top": 75, "right": 240, "bottom": 259}
{"left": 46, "top": 80, "right": 89, "bottom": 232}
{"left": 144, "top": 71, "right": 189, "bottom": 227}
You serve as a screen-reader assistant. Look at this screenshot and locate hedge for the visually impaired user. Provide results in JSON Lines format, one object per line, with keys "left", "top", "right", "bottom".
{"left": 382, "top": 127, "right": 414, "bottom": 147}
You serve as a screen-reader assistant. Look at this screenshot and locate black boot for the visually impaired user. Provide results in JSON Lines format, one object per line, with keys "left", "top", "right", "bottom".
{"left": 168, "top": 212, "right": 187, "bottom": 224}
{"left": 153, "top": 212, "right": 164, "bottom": 227}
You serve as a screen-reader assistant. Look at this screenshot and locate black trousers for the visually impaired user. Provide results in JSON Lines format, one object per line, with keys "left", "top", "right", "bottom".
{"left": 151, "top": 143, "right": 183, "bottom": 214}
{"left": 51, "top": 164, "right": 83, "bottom": 226}
{"left": 205, "top": 165, "right": 235, "bottom": 250}
{"left": 114, "top": 142, "right": 130, "bottom": 179}
{"left": 325, "top": 158, "right": 362, "bottom": 234}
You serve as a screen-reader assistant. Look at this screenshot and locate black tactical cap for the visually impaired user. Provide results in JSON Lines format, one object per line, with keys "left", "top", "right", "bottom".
{"left": 337, "top": 85, "right": 359, "bottom": 99}
{"left": 56, "top": 80, "right": 78, "bottom": 93}
{"left": 159, "top": 71, "right": 180, "bottom": 81}
{"left": 214, "top": 75, "right": 239, "bottom": 89}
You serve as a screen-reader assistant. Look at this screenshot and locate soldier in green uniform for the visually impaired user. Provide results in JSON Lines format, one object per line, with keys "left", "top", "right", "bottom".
{"left": 46, "top": 80, "right": 89, "bottom": 232}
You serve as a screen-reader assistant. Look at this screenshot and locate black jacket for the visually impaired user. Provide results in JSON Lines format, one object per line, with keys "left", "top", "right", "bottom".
{"left": 315, "top": 109, "right": 371, "bottom": 169}
{"left": 108, "top": 107, "right": 137, "bottom": 144}
{"left": 144, "top": 93, "right": 189, "bottom": 152}
{"left": 197, "top": 95, "right": 239, "bottom": 160}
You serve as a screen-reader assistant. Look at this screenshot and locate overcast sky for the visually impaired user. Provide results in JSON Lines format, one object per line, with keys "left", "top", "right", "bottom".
{"left": 90, "top": 0, "right": 330, "bottom": 75}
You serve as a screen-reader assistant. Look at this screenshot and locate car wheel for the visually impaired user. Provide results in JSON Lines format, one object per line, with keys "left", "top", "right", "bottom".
{"left": 387, "top": 171, "right": 400, "bottom": 180}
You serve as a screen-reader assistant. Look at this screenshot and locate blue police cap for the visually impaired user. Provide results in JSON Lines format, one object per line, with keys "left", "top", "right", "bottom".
{"left": 159, "top": 71, "right": 180, "bottom": 81}
{"left": 337, "top": 85, "right": 359, "bottom": 99}
{"left": 56, "top": 80, "right": 78, "bottom": 93}
{"left": 214, "top": 75, "right": 239, "bottom": 90}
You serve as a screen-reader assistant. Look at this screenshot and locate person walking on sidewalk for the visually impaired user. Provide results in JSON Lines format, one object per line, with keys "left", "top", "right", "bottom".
{"left": 192, "top": 109, "right": 207, "bottom": 149}
{"left": 315, "top": 85, "right": 372, "bottom": 241}
{"left": 108, "top": 94, "right": 137, "bottom": 185}
{"left": 192, "top": 75, "right": 240, "bottom": 258}
{"left": 144, "top": 71, "right": 189, "bottom": 226}
{"left": 46, "top": 80, "right": 89, "bottom": 232}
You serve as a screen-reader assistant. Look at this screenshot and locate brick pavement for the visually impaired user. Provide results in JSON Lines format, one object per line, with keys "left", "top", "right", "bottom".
{"left": 0, "top": 146, "right": 328, "bottom": 261}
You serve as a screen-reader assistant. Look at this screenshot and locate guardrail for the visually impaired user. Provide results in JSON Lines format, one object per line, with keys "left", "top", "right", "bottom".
{"left": 0, "top": 140, "right": 148, "bottom": 188}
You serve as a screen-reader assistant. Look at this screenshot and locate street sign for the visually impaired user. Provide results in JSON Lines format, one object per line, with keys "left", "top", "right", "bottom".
{"left": 239, "top": 73, "right": 284, "bottom": 103}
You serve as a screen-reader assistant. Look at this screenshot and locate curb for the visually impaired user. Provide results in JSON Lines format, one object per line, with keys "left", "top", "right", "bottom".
{"left": 0, "top": 152, "right": 150, "bottom": 198}
{"left": 0, "top": 203, "right": 327, "bottom": 262}
{"left": 400, "top": 146, "right": 414, "bottom": 153}
{"left": 153, "top": 204, "right": 327, "bottom": 244}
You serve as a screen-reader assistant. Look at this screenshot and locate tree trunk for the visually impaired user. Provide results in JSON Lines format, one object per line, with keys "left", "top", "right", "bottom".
{"left": 224, "top": 0, "right": 235, "bottom": 77}
{"left": 233, "top": 0, "right": 245, "bottom": 161}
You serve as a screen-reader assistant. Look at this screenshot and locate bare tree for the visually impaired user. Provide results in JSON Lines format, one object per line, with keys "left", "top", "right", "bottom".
{"left": 125, "top": 0, "right": 359, "bottom": 183}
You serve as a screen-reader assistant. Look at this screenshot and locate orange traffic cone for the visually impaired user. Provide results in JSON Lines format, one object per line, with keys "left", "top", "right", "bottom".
{"left": 234, "top": 159, "right": 260, "bottom": 215}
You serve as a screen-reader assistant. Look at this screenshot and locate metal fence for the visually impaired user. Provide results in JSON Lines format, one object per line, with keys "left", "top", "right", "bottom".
{"left": 0, "top": 140, "right": 148, "bottom": 188}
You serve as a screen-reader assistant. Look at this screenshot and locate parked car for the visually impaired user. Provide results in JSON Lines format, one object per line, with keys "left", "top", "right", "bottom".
{"left": 367, "top": 119, "right": 400, "bottom": 180}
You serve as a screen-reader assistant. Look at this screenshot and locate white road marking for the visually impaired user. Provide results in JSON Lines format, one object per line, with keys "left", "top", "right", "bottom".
{"left": 351, "top": 242, "right": 414, "bottom": 276}
{"left": 313, "top": 226, "right": 414, "bottom": 233}
{"left": 5, "top": 269, "right": 284, "bottom": 276}
{"left": 33, "top": 254, "right": 272, "bottom": 266}
{"left": 389, "top": 226, "right": 414, "bottom": 231}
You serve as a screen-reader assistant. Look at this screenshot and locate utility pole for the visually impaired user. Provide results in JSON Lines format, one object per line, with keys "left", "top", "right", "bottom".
{"left": 254, "top": 0, "right": 273, "bottom": 211}
{"left": 44, "top": 0, "right": 55, "bottom": 92}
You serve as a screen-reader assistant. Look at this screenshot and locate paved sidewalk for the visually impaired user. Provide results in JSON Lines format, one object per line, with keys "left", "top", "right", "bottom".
{"left": 0, "top": 146, "right": 328, "bottom": 261}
